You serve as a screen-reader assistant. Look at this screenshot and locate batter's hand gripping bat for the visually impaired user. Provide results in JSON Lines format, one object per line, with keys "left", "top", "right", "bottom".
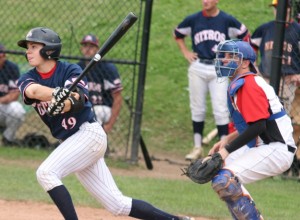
{"left": 48, "top": 12, "right": 138, "bottom": 115}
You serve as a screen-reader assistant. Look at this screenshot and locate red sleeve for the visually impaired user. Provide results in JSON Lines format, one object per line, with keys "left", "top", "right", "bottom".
{"left": 236, "top": 75, "right": 270, "bottom": 123}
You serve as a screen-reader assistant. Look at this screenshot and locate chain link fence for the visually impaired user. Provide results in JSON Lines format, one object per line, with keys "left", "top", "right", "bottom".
{"left": 0, "top": 0, "right": 150, "bottom": 161}
{"left": 270, "top": 0, "right": 300, "bottom": 178}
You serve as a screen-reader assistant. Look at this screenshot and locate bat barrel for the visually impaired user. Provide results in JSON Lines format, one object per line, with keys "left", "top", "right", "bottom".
{"left": 69, "top": 12, "right": 137, "bottom": 92}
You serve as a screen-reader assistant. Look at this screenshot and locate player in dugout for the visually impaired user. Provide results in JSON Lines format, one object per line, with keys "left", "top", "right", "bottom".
{"left": 0, "top": 43, "right": 25, "bottom": 146}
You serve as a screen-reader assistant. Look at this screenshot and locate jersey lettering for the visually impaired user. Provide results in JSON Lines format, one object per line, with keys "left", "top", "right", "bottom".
{"left": 91, "top": 95, "right": 102, "bottom": 104}
{"left": 194, "top": 30, "right": 225, "bottom": 45}
{"left": 88, "top": 82, "right": 102, "bottom": 92}
{"left": 36, "top": 102, "right": 49, "bottom": 116}
{"left": 265, "top": 40, "right": 293, "bottom": 52}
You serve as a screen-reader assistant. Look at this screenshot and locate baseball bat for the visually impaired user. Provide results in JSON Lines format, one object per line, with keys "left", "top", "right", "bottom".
{"left": 124, "top": 97, "right": 153, "bottom": 170}
{"left": 69, "top": 12, "right": 138, "bottom": 92}
{"left": 48, "top": 12, "right": 138, "bottom": 115}
{"left": 202, "top": 128, "right": 218, "bottom": 145}
{"left": 140, "top": 135, "right": 153, "bottom": 170}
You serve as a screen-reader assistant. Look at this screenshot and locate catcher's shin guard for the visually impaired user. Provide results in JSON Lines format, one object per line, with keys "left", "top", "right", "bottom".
{"left": 229, "top": 196, "right": 262, "bottom": 220}
{"left": 212, "top": 169, "right": 243, "bottom": 200}
{"left": 212, "top": 169, "right": 262, "bottom": 220}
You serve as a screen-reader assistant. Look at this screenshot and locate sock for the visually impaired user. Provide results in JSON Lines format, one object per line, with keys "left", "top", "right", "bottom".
{"left": 129, "top": 199, "right": 179, "bottom": 220}
{"left": 194, "top": 133, "right": 202, "bottom": 148}
{"left": 48, "top": 185, "right": 78, "bottom": 220}
{"left": 217, "top": 124, "right": 229, "bottom": 139}
{"left": 193, "top": 121, "right": 204, "bottom": 147}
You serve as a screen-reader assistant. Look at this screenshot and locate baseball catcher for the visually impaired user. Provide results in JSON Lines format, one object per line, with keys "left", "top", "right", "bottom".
{"left": 182, "top": 153, "right": 223, "bottom": 184}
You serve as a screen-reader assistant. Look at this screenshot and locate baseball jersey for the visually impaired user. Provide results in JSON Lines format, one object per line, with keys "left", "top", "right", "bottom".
{"left": 77, "top": 61, "right": 122, "bottom": 107}
{"left": 251, "top": 20, "right": 300, "bottom": 77}
{"left": 17, "top": 61, "right": 95, "bottom": 140}
{"left": 0, "top": 60, "right": 20, "bottom": 96}
{"left": 174, "top": 10, "right": 248, "bottom": 59}
{"left": 229, "top": 73, "right": 294, "bottom": 147}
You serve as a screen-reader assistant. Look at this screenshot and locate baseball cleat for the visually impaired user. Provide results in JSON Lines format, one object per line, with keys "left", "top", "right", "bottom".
{"left": 185, "top": 147, "right": 203, "bottom": 160}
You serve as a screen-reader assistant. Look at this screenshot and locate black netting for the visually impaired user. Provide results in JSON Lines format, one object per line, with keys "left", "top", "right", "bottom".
{"left": 0, "top": 0, "right": 148, "bottom": 159}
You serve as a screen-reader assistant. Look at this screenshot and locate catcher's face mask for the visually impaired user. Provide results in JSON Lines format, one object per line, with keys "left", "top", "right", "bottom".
{"left": 215, "top": 40, "right": 242, "bottom": 79}
{"left": 215, "top": 40, "right": 257, "bottom": 79}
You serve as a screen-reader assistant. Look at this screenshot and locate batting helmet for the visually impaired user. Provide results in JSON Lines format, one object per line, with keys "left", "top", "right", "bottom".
{"left": 215, "top": 40, "right": 257, "bottom": 78}
{"left": 18, "top": 27, "right": 62, "bottom": 60}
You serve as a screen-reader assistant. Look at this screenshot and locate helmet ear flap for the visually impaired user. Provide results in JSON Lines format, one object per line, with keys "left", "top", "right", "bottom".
{"left": 40, "top": 44, "right": 61, "bottom": 60}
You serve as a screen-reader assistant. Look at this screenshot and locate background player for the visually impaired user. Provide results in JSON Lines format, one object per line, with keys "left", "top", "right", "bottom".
{"left": 173, "top": 0, "right": 250, "bottom": 160}
{"left": 77, "top": 34, "right": 122, "bottom": 134}
{"left": 17, "top": 27, "right": 194, "bottom": 220}
{"left": 209, "top": 40, "right": 296, "bottom": 219}
{"left": 0, "top": 43, "right": 25, "bottom": 146}
{"left": 250, "top": 0, "right": 300, "bottom": 114}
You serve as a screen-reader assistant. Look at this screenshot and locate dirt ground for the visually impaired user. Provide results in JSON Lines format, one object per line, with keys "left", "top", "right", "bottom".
{"left": 0, "top": 152, "right": 213, "bottom": 220}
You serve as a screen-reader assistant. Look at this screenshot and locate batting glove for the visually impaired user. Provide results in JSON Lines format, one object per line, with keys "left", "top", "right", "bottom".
{"left": 52, "top": 87, "right": 70, "bottom": 103}
{"left": 47, "top": 101, "right": 65, "bottom": 116}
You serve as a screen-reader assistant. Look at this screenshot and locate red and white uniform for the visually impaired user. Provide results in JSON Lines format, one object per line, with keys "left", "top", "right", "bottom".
{"left": 226, "top": 74, "right": 296, "bottom": 183}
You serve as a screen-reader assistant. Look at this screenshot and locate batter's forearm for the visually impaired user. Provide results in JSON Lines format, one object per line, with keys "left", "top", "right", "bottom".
{"left": 25, "top": 83, "right": 54, "bottom": 101}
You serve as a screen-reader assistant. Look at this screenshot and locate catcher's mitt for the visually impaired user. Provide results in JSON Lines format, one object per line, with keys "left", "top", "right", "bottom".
{"left": 181, "top": 153, "right": 223, "bottom": 184}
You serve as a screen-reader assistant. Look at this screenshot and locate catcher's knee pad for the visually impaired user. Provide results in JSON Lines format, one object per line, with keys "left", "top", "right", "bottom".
{"left": 227, "top": 196, "right": 262, "bottom": 220}
{"left": 211, "top": 169, "right": 242, "bottom": 201}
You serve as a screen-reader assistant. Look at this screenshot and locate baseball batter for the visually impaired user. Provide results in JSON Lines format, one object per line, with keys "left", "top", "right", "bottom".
{"left": 209, "top": 40, "right": 296, "bottom": 219}
{"left": 0, "top": 43, "right": 25, "bottom": 146}
{"left": 251, "top": 0, "right": 300, "bottom": 114}
{"left": 174, "top": 0, "right": 250, "bottom": 160}
{"left": 17, "top": 27, "right": 194, "bottom": 220}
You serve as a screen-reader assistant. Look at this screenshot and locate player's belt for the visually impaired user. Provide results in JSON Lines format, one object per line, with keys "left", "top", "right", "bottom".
{"left": 287, "top": 145, "right": 296, "bottom": 153}
{"left": 198, "top": 58, "right": 214, "bottom": 65}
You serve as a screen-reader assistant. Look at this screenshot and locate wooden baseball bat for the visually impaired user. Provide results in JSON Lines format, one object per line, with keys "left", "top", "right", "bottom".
{"left": 202, "top": 128, "right": 218, "bottom": 145}
{"left": 48, "top": 12, "right": 138, "bottom": 115}
{"left": 140, "top": 135, "right": 153, "bottom": 170}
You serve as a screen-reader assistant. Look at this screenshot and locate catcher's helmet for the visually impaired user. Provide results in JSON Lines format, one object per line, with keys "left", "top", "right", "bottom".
{"left": 215, "top": 40, "right": 256, "bottom": 78}
{"left": 18, "top": 27, "right": 62, "bottom": 60}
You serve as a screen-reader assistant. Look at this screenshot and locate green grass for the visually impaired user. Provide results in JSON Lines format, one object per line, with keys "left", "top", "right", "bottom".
{"left": 0, "top": 147, "right": 300, "bottom": 220}
{"left": 141, "top": 0, "right": 274, "bottom": 156}
{"left": 2, "top": 0, "right": 300, "bottom": 219}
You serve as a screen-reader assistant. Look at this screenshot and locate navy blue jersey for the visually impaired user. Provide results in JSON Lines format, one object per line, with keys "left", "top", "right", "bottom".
{"left": 0, "top": 60, "right": 20, "bottom": 97}
{"left": 251, "top": 20, "right": 300, "bottom": 77}
{"left": 77, "top": 60, "right": 122, "bottom": 107}
{"left": 17, "top": 61, "right": 95, "bottom": 140}
{"left": 174, "top": 10, "right": 248, "bottom": 59}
